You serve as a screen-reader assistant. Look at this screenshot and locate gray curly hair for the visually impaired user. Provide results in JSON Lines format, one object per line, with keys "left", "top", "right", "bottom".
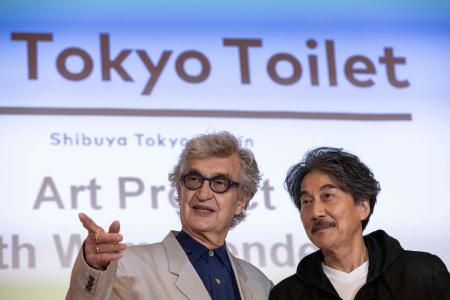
{"left": 168, "top": 131, "right": 261, "bottom": 228}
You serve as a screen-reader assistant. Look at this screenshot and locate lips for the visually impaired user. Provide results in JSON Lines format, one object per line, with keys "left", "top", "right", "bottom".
{"left": 311, "top": 218, "right": 336, "bottom": 234}
{"left": 192, "top": 204, "right": 216, "bottom": 215}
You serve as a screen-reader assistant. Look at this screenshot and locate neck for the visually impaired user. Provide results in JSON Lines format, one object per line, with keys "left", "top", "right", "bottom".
{"left": 322, "top": 236, "right": 368, "bottom": 273}
{"left": 181, "top": 227, "right": 227, "bottom": 250}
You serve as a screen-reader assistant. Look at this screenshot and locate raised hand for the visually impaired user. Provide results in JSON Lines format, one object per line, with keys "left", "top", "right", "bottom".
{"left": 78, "top": 213, "right": 127, "bottom": 270}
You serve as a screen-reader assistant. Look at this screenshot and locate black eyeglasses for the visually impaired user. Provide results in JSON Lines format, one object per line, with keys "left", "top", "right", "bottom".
{"left": 180, "top": 172, "right": 240, "bottom": 194}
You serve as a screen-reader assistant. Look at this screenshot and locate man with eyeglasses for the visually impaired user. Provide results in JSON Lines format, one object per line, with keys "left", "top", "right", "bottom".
{"left": 66, "top": 132, "right": 273, "bottom": 300}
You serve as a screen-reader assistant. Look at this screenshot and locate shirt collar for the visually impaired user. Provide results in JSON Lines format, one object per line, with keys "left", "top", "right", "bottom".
{"left": 176, "top": 230, "right": 228, "bottom": 264}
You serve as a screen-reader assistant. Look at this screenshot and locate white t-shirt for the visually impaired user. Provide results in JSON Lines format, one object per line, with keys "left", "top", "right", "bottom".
{"left": 322, "top": 260, "right": 369, "bottom": 300}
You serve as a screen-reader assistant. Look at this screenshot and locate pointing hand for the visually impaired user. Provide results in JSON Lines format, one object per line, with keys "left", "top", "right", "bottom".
{"left": 78, "top": 213, "right": 127, "bottom": 270}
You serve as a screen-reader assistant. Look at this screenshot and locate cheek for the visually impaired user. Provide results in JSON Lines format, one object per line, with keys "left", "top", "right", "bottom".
{"left": 223, "top": 199, "right": 237, "bottom": 213}
{"left": 300, "top": 211, "right": 309, "bottom": 227}
{"left": 179, "top": 192, "right": 192, "bottom": 208}
{"left": 300, "top": 208, "right": 309, "bottom": 219}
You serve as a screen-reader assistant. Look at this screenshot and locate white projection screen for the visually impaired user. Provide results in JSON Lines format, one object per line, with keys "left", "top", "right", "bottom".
{"left": 1, "top": 1, "right": 449, "bottom": 299}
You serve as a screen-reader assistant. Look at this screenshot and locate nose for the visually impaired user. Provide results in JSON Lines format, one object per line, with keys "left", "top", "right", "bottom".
{"left": 196, "top": 179, "right": 213, "bottom": 200}
{"left": 310, "top": 198, "right": 326, "bottom": 219}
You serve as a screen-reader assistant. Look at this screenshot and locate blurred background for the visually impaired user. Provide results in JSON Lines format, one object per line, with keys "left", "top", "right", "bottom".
{"left": 1, "top": 1, "right": 449, "bottom": 299}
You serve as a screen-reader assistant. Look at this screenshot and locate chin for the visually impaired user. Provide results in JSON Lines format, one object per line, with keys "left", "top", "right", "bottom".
{"left": 190, "top": 220, "right": 217, "bottom": 231}
{"left": 310, "top": 233, "right": 335, "bottom": 250}
{"left": 313, "top": 241, "right": 332, "bottom": 251}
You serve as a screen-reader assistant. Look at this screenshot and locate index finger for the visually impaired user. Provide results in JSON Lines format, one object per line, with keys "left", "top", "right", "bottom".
{"left": 79, "top": 213, "right": 102, "bottom": 233}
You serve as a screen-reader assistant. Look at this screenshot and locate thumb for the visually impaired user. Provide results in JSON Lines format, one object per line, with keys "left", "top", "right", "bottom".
{"left": 109, "top": 220, "right": 120, "bottom": 233}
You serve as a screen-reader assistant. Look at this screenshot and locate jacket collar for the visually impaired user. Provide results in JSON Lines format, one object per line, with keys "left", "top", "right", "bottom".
{"left": 227, "top": 247, "right": 255, "bottom": 299}
{"left": 296, "top": 230, "right": 404, "bottom": 295}
{"left": 163, "top": 231, "right": 212, "bottom": 300}
{"left": 162, "top": 231, "right": 253, "bottom": 300}
{"left": 364, "top": 230, "right": 403, "bottom": 282}
{"left": 296, "top": 249, "right": 339, "bottom": 297}
{"left": 176, "top": 230, "right": 228, "bottom": 266}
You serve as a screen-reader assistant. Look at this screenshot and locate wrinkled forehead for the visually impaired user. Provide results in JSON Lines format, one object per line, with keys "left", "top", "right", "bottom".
{"left": 181, "top": 154, "right": 242, "bottom": 178}
{"left": 301, "top": 169, "right": 341, "bottom": 189}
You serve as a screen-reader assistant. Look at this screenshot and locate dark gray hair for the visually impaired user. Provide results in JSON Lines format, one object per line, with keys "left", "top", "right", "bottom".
{"left": 285, "top": 147, "right": 380, "bottom": 230}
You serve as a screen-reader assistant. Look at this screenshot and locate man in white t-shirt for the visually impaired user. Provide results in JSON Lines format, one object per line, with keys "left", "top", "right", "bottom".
{"left": 270, "top": 147, "right": 450, "bottom": 300}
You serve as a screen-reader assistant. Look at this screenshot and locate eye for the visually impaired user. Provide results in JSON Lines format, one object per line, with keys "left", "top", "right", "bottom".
{"left": 185, "top": 174, "right": 203, "bottom": 187}
{"left": 212, "top": 177, "right": 228, "bottom": 188}
{"left": 322, "top": 192, "right": 336, "bottom": 201}
{"left": 300, "top": 197, "right": 312, "bottom": 206}
{"left": 187, "top": 174, "right": 201, "bottom": 182}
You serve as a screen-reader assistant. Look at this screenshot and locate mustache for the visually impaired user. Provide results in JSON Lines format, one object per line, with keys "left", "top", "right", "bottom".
{"left": 311, "top": 218, "right": 336, "bottom": 233}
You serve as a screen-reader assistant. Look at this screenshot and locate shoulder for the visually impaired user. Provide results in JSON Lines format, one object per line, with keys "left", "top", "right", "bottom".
{"left": 272, "top": 273, "right": 302, "bottom": 290}
{"left": 120, "top": 241, "right": 166, "bottom": 266}
{"left": 397, "top": 250, "right": 448, "bottom": 270}
{"left": 233, "top": 256, "right": 272, "bottom": 284}
{"left": 390, "top": 251, "right": 450, "bottom": 297}
{"left": 395, "top": 250, "right": 450, "bottom": 281}
{"left": 270, "top": 251, "right": 325, "bottom": 299}
{"left": 231, "top": 256, "right": 273, "bottom": 298}
{"left": 365, "top": 230, "right": 448, "bottom": 275}
{"left": 269, "top": 274, "right": 306, "bottom": 299}
{"left": 385, "top": 250, "right": 450, "bottom": 286}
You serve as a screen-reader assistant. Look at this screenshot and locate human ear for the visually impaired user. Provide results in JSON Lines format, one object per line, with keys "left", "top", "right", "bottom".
{"left": 235, "top": 194, "right": 249, "bottom": 215}
{"left": 359, "top": 199, "right": 370, "bottom": 220}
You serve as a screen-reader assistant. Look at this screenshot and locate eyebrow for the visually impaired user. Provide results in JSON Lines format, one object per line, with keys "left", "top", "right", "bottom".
{"left": 185, "top": 168, "right": 232, "bottom": 178}
{"left": 299, "top": 191, "right": 310, "bottom": 198}
{"left": 299, "top": 184, "right": 338, "bottom": 197}
{"left": 320, "top": 184, "right": 339, "bottom": 191}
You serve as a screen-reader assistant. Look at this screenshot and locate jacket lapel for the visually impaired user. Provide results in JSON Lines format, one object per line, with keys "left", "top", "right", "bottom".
{"left": 228, "top": 248, "right": 255, "bottom": 300}
{"left": 163, "top": 231, "right": 211, "bottom": 300}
